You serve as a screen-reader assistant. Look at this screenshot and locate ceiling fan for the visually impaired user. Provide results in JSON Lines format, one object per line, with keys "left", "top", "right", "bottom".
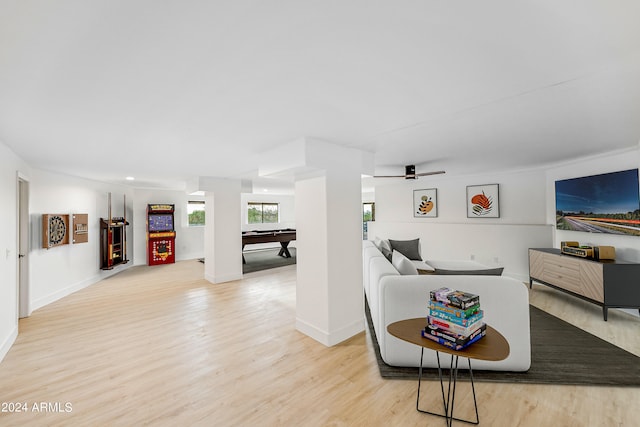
{"left": 374, "top": 165, "right": 445, "bottom": 180}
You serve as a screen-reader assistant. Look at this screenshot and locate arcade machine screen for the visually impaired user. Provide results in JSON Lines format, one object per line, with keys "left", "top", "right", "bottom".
{"left": 148, "top": 214, "right": 174, "bottom": 232}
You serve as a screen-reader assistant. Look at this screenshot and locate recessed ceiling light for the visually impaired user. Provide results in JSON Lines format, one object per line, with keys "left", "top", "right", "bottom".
{"left": 263, "top": 188, "right": 268, "bottom": 192}
{"left": 125, "top": 176, "right": 135, "bottom": 181}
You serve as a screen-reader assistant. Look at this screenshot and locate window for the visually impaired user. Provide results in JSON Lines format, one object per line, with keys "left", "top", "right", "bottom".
{"left": 188, "top": 200, "right": 205, "bottom": 226}
{"left": 362, "top": 202, "right": 375, "bottom": 240}
{"left": 248, "top": 202, "right": 279, "bottom": 224}
{"left": 363, "top": 203, "right": 375, "bottom": 222}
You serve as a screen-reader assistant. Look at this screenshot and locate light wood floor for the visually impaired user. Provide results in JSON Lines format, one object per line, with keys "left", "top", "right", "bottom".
{"left": 1, "top": 260, "right": 638, "bottom": 427}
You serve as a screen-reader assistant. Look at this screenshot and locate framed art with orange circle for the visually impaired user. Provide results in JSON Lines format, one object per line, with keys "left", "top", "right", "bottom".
{"left": 414, "top": 188, "right": 437, "bottom": 218}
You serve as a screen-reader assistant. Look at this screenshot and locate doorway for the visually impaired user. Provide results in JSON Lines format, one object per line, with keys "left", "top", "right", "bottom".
{"left": 17, "top": 175, "right": 30, "bottom": 318}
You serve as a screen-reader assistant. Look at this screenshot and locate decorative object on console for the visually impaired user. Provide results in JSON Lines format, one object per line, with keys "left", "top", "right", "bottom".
{"left": 72, "top": 214, "right": 89, "bottom": 244}
{"left": 560, "top": 241, "right": 616, "bottom": 260}
{"left": 414, "top": 188, "right": 437, "bottom": 218}
{"left": 42, "top": 214, "right": 70, "bottom": 249}
{"left": 555, "top": 168, "right": 640, "bottom": 236}
{"left": 467, "top": 183, "right": 499, "bottom": 218}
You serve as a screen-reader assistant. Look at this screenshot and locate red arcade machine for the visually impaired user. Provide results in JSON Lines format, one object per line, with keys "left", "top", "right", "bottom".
{"left": 147, "top": 204, "right": 176, "bottom": 266}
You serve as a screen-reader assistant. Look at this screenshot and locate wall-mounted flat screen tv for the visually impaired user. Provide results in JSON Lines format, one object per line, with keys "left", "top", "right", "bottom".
{"left": 555, "top": 168, "right": 640, "bottom": 236}
{"left": 148, "top": 214, "right": 174, "bottom": 232}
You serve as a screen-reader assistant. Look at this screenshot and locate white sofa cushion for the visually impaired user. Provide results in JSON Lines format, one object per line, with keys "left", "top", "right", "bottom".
{"left": 412, "top": 260, "right": 435, "bottom": 273}
{"left": 373, "top": 237, "right": 392, "bottom": 260}
{"left": 391, "top": 250, "right": 419, "bottom": 275}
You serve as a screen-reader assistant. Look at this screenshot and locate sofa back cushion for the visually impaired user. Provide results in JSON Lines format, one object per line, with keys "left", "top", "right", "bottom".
{"left": 374, "top": 237, "right": 393, "bottom": 261}
{"left": 391, "top": 250, "right": 419, "bottom": 275}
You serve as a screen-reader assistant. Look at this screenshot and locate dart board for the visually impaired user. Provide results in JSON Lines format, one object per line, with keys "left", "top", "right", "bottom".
{"left": 42, "top": 214, "right": 70, "bottom": 249}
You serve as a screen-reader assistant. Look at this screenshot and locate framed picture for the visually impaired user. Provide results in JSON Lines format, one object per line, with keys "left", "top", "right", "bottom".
{"left": 414, "top": 189, "right": 437, "bottom": 218}
{"left": 467, "top": 184, "right": 499, "bottom": 218}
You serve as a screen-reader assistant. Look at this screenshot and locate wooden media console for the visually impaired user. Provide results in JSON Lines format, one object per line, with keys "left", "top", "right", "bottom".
{"left": 529, "top": 248, "right": 640, "bottom": 320}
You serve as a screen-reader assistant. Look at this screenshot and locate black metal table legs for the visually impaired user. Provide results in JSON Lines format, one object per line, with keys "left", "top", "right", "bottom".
{"left": 416, "top": 349, "right": 479, "bottom": 426}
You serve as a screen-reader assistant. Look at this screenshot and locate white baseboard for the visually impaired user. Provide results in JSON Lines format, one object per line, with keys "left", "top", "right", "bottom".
{"left": 0, "top": 326, "right": 18, "bottom": 363}
{"left": 204, "top": 272, "right": 242, "bottom": 284}
{"left": 296, "top": 317, "right": 364, "bottom": 347}
{"left": 31, "top": 264, "right": 132, "bottom": 312}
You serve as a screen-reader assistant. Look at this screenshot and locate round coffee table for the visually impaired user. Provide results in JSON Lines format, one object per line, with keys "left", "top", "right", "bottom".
{"left": 388, "top": 318, "right": 510, "bottom": 426}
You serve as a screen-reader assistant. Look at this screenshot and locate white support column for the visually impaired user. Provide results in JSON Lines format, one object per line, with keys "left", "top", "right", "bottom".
{"left": 202, "top": 178, "right": 242, "bottom": 284}
{"left": 295, "top": 166, "right": 365, "bottom": 346}
{"left": 257, "top": 138, "right": 374, "bottom": 346}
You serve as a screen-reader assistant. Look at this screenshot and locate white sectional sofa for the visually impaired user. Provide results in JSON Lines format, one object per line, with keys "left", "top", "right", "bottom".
{"left": 363, "top": 240, "right": 531, "bottom": 371}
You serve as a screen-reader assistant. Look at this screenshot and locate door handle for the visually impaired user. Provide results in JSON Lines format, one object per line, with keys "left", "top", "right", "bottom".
{"left": 18, "top": 254, "right": 26, "bottom": 258}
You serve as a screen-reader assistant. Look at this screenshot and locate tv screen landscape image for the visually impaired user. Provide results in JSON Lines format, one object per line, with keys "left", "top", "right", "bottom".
{"left": 555, "top": 169, "right": 640, "bottom": 236}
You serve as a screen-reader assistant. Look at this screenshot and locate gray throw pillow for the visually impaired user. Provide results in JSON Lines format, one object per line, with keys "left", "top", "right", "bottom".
{"left": 389, "top": 239, "right": 422, "bottom": 261}
{"left": 434, "top": 267, "right": 504, "bottom": 276}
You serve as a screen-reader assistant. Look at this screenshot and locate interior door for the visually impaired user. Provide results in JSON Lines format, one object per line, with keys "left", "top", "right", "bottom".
{"left": 18, "top": 176, "right": 30, "bottom": 318}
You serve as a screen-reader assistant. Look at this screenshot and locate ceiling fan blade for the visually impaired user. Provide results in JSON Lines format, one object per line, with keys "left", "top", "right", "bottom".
{"left": 415, "top": 170, "right": 446, "bottom": 177}
{"left": 372, "top": 174, "right": 406, "bottom": 178}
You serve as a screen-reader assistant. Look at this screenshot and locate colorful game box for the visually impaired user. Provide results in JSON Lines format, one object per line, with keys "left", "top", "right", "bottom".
{"left": 430, "top": 287, "right": 480, "bottom": 310}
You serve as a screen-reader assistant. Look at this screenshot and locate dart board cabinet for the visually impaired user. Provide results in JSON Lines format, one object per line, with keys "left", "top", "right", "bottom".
{"left": 42, "top": 214, "right": 70, "bottom": 249}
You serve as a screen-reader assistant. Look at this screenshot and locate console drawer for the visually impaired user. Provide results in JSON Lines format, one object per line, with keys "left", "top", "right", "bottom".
{"left": 541, "top": 270, "right": 582, "bottom": 294}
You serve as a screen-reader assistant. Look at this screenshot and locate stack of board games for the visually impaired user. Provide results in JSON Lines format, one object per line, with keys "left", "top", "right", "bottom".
{"left": 422, "top": 287, "right": 486, "bottom": 350}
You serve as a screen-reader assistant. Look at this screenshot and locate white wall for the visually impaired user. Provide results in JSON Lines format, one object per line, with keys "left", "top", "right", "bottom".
{"left": 132, "top": 189, "right": 205, "bottom": 264}
{"left": 0, "top": 141, "right": 29, "bottom": 362}
{"left": 370, "top": 168, "right": 553, "bottom": 281}
{"left": 28, "top": 170, "right": 134, "bottom": 311}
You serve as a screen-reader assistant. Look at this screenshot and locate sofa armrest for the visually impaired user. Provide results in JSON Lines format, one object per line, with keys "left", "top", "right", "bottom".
{"left": 378, "top": 275, "right": 531, "bottom": 371}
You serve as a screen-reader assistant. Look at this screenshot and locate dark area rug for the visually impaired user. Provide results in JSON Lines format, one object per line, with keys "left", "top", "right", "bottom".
{"left": 242, "top": 248, "right": 296, "bottom": 274}
{"left": 367, "top": 299, "right": 640, "bottom": 386}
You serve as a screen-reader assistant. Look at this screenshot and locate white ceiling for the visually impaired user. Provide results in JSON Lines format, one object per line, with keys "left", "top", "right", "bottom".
{"left": 1, "top": 1, "right": 639, "bottom": 192}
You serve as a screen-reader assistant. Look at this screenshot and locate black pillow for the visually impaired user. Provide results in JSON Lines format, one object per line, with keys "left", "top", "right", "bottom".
{"left": 434, "top": 267, "right": 504, "bottom": 276}
{"left": 388, "top": 239, "right": 421, "bottom": 261}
